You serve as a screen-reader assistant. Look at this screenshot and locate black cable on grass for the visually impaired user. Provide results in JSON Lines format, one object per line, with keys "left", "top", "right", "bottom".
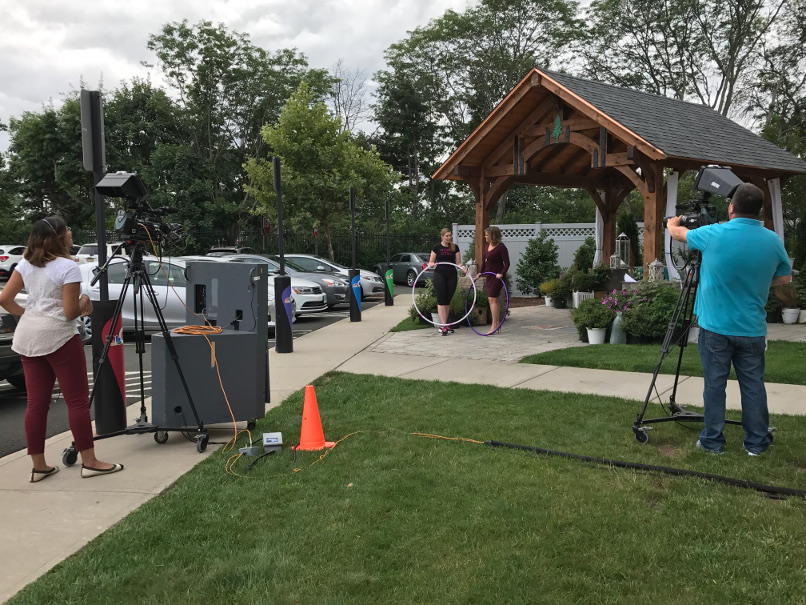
{"left": 486, "top": 440, "right": 806, "bottom": 500}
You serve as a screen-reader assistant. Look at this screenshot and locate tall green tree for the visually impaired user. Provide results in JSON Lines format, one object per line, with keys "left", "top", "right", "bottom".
{"left": 373, "top": 0, "right": 582, "bottom": 226}
{"left": 245, "top": 84, "right": 396, "bottom": 260}
{"left": 580, "top": 0, "right": 786, "bottom": 116}
{"left": 146, "top": 20, "right": 331, "bottom": 231}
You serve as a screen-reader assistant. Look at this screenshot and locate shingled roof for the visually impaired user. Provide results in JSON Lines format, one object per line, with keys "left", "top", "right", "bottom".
{"left": 544, "top": 70, "right": 806, "bottom": 175}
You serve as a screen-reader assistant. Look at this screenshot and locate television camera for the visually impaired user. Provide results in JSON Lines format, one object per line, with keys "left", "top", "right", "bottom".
{"left": 95, "top": 171, "right": 184, "bottom": 247}
{"left": 663, "top": 165, "right": 744, "bottom": 230}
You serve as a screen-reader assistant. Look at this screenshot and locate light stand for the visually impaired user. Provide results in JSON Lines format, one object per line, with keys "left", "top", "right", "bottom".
{"left": 61, "top": 239, "right": 209, "bottom": 467}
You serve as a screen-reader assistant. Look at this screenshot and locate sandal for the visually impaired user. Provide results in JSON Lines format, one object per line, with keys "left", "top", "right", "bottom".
{"left": 30, "top": 466, "right": 60, "bottom": 483}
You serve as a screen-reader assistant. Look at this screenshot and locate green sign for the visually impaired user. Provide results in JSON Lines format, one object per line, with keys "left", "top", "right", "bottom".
{"left": 385, "top": 269, "right": 394, "bottom": 297}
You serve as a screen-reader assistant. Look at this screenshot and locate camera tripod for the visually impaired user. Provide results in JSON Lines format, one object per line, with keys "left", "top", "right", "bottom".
{"left": 61, "top": 240, "right": 208, "bottom": 466}
{"left": 632, "top": 250, "right": 744, "bottom": 443}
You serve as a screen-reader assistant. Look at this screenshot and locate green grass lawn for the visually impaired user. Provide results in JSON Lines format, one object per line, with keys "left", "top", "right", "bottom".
{"left": 522, "top": 340, "right": 806, "bottom": 385}
{"left": 10, "top": 373, "right": 806, "bottom": 604}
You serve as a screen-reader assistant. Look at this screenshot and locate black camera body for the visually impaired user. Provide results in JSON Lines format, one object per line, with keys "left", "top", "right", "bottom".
{"left": 663, "top": 165, "right": 743, "bottom": 230}
{"left": 114, "top": 204, "right": 183, "bottom": 246}
{"left": 663, "top": 198, "right": 719, "bottom": 230}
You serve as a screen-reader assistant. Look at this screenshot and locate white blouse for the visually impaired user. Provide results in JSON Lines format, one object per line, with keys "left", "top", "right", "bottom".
{"left": 12, "top": 257, "right": 81, "bottom": 357}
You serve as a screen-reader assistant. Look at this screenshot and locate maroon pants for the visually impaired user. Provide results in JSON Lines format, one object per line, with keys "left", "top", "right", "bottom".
{"left": 21, "top": 335, "right": 95, "bottom": 455}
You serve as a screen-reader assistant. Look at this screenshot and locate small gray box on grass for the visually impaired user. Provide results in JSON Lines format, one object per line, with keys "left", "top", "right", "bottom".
{"left": 263, "top": 432, "right": 283, "bottom": 453}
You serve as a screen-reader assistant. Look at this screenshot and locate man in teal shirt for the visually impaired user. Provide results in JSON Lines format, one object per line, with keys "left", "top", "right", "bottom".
{"left": 668, "top": 183, "right": 791, "bottom": 455}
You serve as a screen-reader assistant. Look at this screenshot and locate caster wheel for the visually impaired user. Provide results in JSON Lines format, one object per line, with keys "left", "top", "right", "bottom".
{"left": 246, "top": 421, "right": 256, "bottom": 431}
{"left": 634, "top": 430, "right": 650, "bottom": 444}
{"left": 154, "top": 431, "right": 169, "bottom": 444}
{"left": 196, "top": 434, "right": 209, "bottom": 453}
{"left": 62, "top": 447, "right": 78, "bottom": 466}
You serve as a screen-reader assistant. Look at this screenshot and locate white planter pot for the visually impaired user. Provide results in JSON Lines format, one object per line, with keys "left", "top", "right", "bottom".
{"left": 587, "top": 327, "right": 607, "bottom": 345}
{"left": 782, "top": 308, "right": 800, "bottom": 325}
{"left": 800, "top": 309, "right": 806, "bottom": 324}
{"left": 544, "top": 296, "right": 555, "bottom": 308}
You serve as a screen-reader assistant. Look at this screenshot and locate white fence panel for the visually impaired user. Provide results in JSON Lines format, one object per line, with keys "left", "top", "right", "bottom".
{"left": 453, "top": 222, "right": 644, "bottom": 296}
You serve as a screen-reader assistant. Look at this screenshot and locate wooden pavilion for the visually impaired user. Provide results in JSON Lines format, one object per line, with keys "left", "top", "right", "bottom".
{"left": 433, "top": 69, "right": 806, "bottom": 275}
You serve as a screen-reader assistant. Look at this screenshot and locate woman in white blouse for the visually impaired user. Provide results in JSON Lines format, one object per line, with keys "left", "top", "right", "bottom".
{"left": 0, "top": 217, "right": 123, "bottom": 481}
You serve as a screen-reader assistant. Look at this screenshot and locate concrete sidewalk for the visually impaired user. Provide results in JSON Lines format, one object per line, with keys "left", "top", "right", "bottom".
{"left": 1, "top": 299, "right": 805, "bottom": 603}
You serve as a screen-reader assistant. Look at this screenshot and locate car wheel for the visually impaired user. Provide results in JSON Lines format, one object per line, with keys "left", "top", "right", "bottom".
{"left": 406, "top": 270, "right": 417, "bottom": 287}
{"left": 6, "top": 374, "right": 26, "bottom": 390}
{"left": 78, "top": 315, "right": 92, "bottom": 345}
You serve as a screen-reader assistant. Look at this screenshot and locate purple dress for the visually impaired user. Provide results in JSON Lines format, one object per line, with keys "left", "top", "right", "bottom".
{"left": 480, "top": 243, "right": 510, "bottom": 297}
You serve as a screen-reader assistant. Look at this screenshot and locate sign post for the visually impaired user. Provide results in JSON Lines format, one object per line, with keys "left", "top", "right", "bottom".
{"left": 348, "top": 186, "right": 361, "bottom": 322}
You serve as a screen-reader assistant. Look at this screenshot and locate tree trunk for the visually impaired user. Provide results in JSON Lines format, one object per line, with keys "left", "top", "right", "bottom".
{"left": 494, "top": 191, "right": 507, "bottom": 223}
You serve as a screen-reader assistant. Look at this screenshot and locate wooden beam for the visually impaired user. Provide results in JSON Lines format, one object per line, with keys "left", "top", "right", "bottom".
{"left": 604, "top": 152, "right": 633, "bottom": 167}
{"left": 614, "top": 165, "right": 649, "bottom": 199}
{"left": 485, "top": 164, "right": 517, "bottom": 178}
{"left": 525, "top": 117, "right": 599, "bottom": 137}
{"left": 484, "top": 177, "right": 514, "bottom": 212}
{"left": 513, "top": 172, "right": 599, "bottom": 189}
{"left": 482, "top": 96, "right": 558, "bottom": 169}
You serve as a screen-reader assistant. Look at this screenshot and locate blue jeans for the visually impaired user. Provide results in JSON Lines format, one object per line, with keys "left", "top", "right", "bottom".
{"left": 697, "top": 328, "right": 770, "bottom": 454}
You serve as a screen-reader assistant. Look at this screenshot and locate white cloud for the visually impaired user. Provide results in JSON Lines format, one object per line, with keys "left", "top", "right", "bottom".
{"left": 0, "top": 0, "right": 471, "bottom": 150}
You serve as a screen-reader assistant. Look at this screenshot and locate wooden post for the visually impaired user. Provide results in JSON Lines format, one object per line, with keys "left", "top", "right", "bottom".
{"left": 643, "top": 166, "right": 666, "bottom": 276}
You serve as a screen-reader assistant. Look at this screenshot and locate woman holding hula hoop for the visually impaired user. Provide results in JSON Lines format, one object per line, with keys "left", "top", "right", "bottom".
{"left": 429, "top": 228, "right": 466, "bottom": 336}
{"left": 475, "top": 226, "right": 510, "bottom": 335}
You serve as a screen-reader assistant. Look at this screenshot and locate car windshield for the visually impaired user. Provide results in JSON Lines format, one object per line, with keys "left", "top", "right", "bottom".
{"left": 270, "top": 257, "right": 308, "bottom": 273}
{"left": 78, "top": 245, "right": 99, "bottom": 255}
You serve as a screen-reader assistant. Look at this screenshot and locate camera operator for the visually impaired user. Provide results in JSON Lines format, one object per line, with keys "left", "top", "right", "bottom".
{"left": 667, "top": 183, "right": 791, "bottom": 456}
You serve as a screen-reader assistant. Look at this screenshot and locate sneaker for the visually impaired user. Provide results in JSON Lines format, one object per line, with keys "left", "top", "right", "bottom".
{"left": 695, "top": 440, "right": 723, "bottom": 455}
{"left": 441, "top": 327, "right": 448, "bottom": 336}
{"left": 744, "top": 447, "right": 762, "bottom": 457}
{"left": 448, "top": 327, "right": 454, "bottom": 334}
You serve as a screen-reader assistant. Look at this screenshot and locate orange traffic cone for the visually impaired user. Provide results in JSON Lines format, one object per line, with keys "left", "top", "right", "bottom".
{"left": 295, "top": 385, "right": 335, "bottom": 451}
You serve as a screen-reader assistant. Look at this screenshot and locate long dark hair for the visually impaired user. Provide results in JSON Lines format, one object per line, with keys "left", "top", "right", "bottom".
{"left": 24, "top": 216, "right": 72, "bottom": 267}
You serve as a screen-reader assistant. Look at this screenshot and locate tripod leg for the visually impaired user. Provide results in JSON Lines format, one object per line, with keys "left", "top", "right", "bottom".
{"left": 139, "top": 269, "right": 206, "bottom": 434}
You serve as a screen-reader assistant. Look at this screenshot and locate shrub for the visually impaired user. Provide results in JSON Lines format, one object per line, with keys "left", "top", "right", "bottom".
{"left": 619, "top": 282, "right": 679, "bottom": 339}
{"left": 572, "top": 236, "right": 597, "bottom": 271}
{"left": 540, "top": 278, "right": 560, "bottom": 297}
{"left": 765, "top": 287, "right": 785, "bottom": 313}
{"left": 570, "top": 298, "right": 616, "bottom": 330}
{"left": 516, "top": 231, "right": 560, "bottom": 295}
{"left": 796, "top": 269, "right": 806, "bottom": 308}
{"left": 616, "top": 209, "right": 643, "bottom": 267}
{"left": 408, "top": 279, "right": 437, "bottom": 321}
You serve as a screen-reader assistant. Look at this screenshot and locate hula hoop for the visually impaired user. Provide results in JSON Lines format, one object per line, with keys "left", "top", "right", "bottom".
{"left": 466, "top": 272, "right": 509, "bottom": 336}
{"left": 411, "top": 262, "right": 476, "bottom": 327}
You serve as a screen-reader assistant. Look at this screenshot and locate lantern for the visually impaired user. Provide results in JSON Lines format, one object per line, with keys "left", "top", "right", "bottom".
{"left": 609, "top": 252, "right": 621, "bottom": 269}
{"left": 648, "top": 258, "right": 665, "bottom": 282}
{"left": 615, "top": 233, "right": 631, "bottom": 269}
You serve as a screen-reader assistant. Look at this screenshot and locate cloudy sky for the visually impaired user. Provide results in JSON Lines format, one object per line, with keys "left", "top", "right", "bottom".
{"left": 0, "top": 0, "right": 472, "bottom": 151}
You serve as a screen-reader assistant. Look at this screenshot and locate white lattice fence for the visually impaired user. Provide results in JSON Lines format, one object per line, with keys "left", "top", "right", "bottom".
{"left": 453, "top": 222, "right": 644, "bottom": 296}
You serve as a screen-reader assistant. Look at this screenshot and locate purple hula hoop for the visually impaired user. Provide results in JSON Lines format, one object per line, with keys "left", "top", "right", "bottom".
{"left": 465, "top": 272, "right": 509, "bottom": 336}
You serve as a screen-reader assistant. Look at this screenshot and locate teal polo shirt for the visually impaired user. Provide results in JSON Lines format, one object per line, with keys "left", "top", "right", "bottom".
{"left": 687, "top": 218, "right": 791, "bottom": 337}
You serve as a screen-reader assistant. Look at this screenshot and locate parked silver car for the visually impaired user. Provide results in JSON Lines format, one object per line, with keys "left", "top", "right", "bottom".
{"left": 77, "top": 257, "right": 294, "bottom": 342}
{"left": 285, "top": 254, "right": 385, "bottom": 300}
{"left": 373, "top": 252, "right": 435, "bottom": 287}
{"left": 0, "top": 292, "right": 28, "bottom": 388}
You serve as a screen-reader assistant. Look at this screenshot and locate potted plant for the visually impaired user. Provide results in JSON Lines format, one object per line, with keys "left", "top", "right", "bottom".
{"left": 774, "top": 283, "right": 800, "bottom": 324}
{"left": 540, "top": 278, "right": 559, "bottom": 307}
{"left": 571, "top": 268, "right": 597, "bottom": 308}
{"left": 553, "top": 273, "right": 573, "bottom": 309}
{"left": 570, "top": 298, "right": 616, "bottom": 344}
{"left": 409, "top": 280, "right": 437, "bottom": 325}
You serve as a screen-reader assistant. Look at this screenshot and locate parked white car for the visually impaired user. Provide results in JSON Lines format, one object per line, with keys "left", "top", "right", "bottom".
{"left": 285, "top": 254, "right": 385, "bottom": 300}
{"left": 0, "top": 292, "right": 27, "bottom": 388}
{"left": 0, "top": 245, "right": 26, "bottom": 279}
{"left": 77, "top": 256, "right": 294, "bottom": 343}
{"left": 75, "top": 241, "right": 129, "bottom": 264}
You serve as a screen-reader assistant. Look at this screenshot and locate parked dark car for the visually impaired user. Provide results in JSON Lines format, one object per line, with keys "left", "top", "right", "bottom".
{"left": 0, "top": 302, "right": 26, "bottom": 389}
{"left": 373, "top": 253, "right": 435, "bottom": 287}
{"left": 285, "top": 254, "right": 385, "bottom": 300}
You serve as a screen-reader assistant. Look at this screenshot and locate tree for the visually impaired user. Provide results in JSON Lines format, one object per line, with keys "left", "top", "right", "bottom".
{"left": 245, "top": 84, "right": 396, "bottom": 260}
{"left": 146, "top": 20, "right": 331, "bottom": 231}
{"left": 516, "top": 231, "right": 561, "bottom": 294}
{"left": 4, "top": 95, "right": 94, "bottom": 226}
{"left": 328, "top": 59, "right": 370, "bottom": 134}
{"left": 580, "top": 0, "right": 786, "bottom": 117}
{"left": 373, "top": 0, "right": 582, "bottom": 225}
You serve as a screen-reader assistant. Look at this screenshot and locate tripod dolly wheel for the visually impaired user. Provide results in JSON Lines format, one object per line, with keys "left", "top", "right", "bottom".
{"left": 62, "top": 446, "right": 78, "bottom": 467}
{"left": 196, "top": 434, "right": 209, "bottom": 453}
{"left": 634, "top": 429, "right": 650, "bottom": 444}
{"left": 154, "top": 431, "right": 169, "bottom": 444}
{"left": 247, "top": 421, "right": 256, "bottom": 431}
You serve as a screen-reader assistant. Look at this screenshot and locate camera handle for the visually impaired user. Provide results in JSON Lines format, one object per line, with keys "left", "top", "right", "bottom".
{"left": 89, "top": 241, "right": 127, "bottom": 287}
